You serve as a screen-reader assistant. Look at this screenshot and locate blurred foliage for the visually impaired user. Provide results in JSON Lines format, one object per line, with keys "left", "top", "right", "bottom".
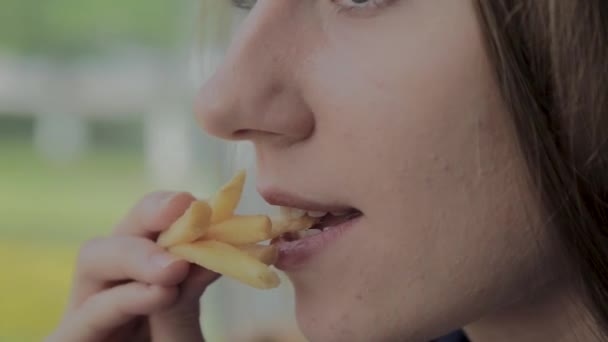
{"left": 0, "top": 0, "right": 182, "bottom": 58}
{"left": 199, "top": 0, "right": 243, "bottom": 50}
{"left": 0, "top": 114, "right": 34, "bottom": 138}
{"left": 89, "top": 117, "right": 144, "bottom": 151}
{"left": 0, "top": 0, "right": 246, "bottom": 59}
{"left": 0, "top": 139, "right": 149, "bottom": 241}
{"left": 1, "top": 115, "right": 144, "bottom": 152}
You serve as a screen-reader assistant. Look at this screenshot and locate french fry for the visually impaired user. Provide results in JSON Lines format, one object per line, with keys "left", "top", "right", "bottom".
{"left": 270, "top": 216, "right": 316, "bottom": 239}
{"left": 170, "top": 240, "right": 280, "bottom": 289}
{"left": 156, "top": 171, "right": 293, "bottom": 290}
{"left": 157, "top": 200, "right": 212, "bottom": 248}
{"left": 206, "top": 215, "right": 272, "bottom": 245}
{"left": 239, "top": 244, "right": 279, "bottom": 265}
{"left": 210, "top": 170, "right": 246, "bottom": 224}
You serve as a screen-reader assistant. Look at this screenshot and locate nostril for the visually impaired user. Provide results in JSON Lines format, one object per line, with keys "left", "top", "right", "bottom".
{"left": 233, "top": 129, "right": 252, "bottom": 139}
{"left": 231, "top": 129, "right": 283, "bottom": 141}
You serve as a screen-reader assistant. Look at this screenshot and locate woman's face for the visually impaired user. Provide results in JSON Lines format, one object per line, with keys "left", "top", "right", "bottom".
{"left": 197, "top": 0, "right": 553, "bottom": 340}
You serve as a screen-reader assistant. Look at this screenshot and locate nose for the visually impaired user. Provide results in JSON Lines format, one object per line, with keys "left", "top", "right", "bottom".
{"left": 196, "top": 2, "right": 314, "bottom": 146}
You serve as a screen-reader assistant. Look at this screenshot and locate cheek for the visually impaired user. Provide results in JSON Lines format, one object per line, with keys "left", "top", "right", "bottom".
{"left": 305, "top": 4, "right": 491, "bottom": 183}
{"left": 292, "top": 11, "right": 550, "bottom": 342}
{"left": 286, "top": 1, "right": 553, "bottom": 339}
{"left": 305, "top": 29, "right": 491, "bottom": 210}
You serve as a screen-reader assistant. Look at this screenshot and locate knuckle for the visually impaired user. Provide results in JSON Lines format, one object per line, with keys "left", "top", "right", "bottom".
{"left": 77, "top": 237, "right": 104, "bottom": 266}
{"left": 130, "top": 241, "right": 157, "bottom": 268}
{"left": 140, "top": 191, "right": 166, "bottom": 204}
{"left": 113, "top": 191, "right": 194, "bottom": 236}
{"left": 87, "top": 285, "right": 134, "bottom": 316}
{"left": 120, "top": 238, "right": 160, "bottom": 274}
{"left": 138, "top": 191, "right": 174, "bottom": 208}
{"left": 79, "top": 295, "right": 119, "bottom": 331}
{"left": 85, "top": 291, "right": 110, "bottom": 312}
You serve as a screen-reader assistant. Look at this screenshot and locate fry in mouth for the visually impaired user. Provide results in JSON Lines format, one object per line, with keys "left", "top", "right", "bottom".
{"left": 156, "top": 171, "right": 316, "bottom": 289}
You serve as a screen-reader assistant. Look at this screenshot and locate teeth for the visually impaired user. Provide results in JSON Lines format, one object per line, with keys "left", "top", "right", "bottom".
{"left": 307, "top": 211, "right": 327, "bottom": 218}
{"left": 291, "top": 208, "right": 307, "bottom": 218}
{"left": 280, "top": 207, "right": 307, "bottom": 218}
{"left": 280, "top": 207, "right": 331, "bottom": 219}
{"left": 298, "top": 229, "right": 323, "bottom": 238}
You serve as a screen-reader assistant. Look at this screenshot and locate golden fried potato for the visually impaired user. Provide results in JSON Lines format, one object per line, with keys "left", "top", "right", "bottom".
{"left": 170, "top": 240, "right": 280, "bottom": 289}
{"left": 239, "top": 244, "right": 279, "bottom": 265}
{"left": 210, "top": 170, "right": 246, "bottom": 224}
{"left": 206, "top": 215, "right": 272, "bottom": 245}
{"left": 157, "top": 200, "right": 212, "bottom": 248}
{"left": 270, "top": 216, "right": 316, "bottom": 239}
{"left": 156, "top": 170, "right": 296, "bottom": 290}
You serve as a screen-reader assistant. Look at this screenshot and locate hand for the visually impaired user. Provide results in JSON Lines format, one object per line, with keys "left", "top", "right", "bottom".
{"left": 47, "top": 192, "right": 220, "bottom": 342}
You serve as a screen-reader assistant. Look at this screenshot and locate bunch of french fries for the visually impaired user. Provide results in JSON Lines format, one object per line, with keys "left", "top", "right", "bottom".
{"left": 156, "top": 171, "right": 313, "bottom": 289}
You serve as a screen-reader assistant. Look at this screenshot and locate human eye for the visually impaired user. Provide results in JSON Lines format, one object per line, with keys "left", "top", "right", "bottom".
{"left": 231, "top": 0, "right": 256, "bottom": 10}
{"left": 332, "top": 0, "right": 393, "bottom": 12}
{"left": 231, "top": 0, "right": 393, "bottom": 12}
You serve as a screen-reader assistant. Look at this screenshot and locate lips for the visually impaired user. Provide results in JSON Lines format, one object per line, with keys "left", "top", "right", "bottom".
{"left": 263, "top": 189, "right": 361, "bottom": 240}
{"left": 260, "top": 191, "right": 364, "bottom": 272}
{"left": 272, "top": 212, "right": 362, "bottom": 270}
{"left": 310, "top": 211, "right": 362, "bottom": 230}
{"left": 261, "top": 189, "right": 357, "bottom": 214}
{"left": 260, "top": 189, "right": 363, "bottom": 269}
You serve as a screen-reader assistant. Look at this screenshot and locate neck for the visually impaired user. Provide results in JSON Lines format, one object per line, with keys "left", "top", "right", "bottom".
{"left": 464, "top": 284, "right": 603, "bottom": 342}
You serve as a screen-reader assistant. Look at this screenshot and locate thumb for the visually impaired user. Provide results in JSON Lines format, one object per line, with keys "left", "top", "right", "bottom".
{"left": 148, "top": 267, "right": 220, "bottom": 341}
{"left": 177, "top": 267, "right": 220, "bottom": 305}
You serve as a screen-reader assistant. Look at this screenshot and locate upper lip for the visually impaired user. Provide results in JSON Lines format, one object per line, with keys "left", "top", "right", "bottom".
{"left": 259, "top": 188, "right": 358, "bottom": 213}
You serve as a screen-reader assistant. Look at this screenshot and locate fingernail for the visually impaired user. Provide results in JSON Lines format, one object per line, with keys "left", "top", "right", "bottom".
{"left": 150, "top": 253, "right": 181, "bottom": 268}
{"left": 161, "top": 192, "right": 180, "bottom": 207}
{"left": 143, "top": 192, "right": 178, "bottom": 217}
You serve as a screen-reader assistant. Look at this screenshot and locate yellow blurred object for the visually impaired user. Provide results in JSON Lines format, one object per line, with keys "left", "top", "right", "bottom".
{"left": 157, "top": 200, "right": 212, "bottom": 248}
{"left": 170, "top": 240, "right": 280, "bottom": 289}
{"left": 0, "top": 240, "right": 76, "bottom": 341}
{"left": 270, "top": 216, "right": 316, "bottom": 239}
{"left": 210, "top": 170, "right": 246, "bottom": 224}
{"left": 239, "top": 244, "right": 279, "bottom": 266}
{"left": 207, "top": 215, "right": 272, "bottom": 245}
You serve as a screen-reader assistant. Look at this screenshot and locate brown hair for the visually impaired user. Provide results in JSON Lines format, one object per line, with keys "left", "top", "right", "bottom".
{"left": 476, "top": 0, "right": 608, "bottom": 336}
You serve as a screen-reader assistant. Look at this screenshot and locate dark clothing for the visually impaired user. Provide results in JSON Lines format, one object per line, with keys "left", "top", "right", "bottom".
{"left": 434, "top": 330, "right": 469, "bottom": 342}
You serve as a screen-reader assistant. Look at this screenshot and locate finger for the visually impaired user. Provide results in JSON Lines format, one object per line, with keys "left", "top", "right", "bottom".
{"left": 148, "top": 268, "right": 220, "bottom": 341}
{"left": 113, "top": 191, "right": 196, "bottom": 238}
{"left": 55, "top": 283, "right": 178, "bottom": 342}
{"left": 70, "top": 236, "right": 189, "bottom": 308}
{"left": 178, "top": 267, "right": 221, "bottom": 304}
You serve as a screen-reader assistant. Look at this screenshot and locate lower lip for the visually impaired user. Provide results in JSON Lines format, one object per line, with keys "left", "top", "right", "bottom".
{"left": 273, "top": 215, "right": 362, "bottom": 271}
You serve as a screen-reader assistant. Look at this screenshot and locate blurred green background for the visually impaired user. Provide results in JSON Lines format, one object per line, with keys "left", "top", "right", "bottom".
{"left": 0, "top": 0, "right": 180, "bottom": 58}
{"left": 0, "top": 1, "right": 304, "bottom": 341}
{"left": 0, "top": 132, "right": 148, "bottom": 340}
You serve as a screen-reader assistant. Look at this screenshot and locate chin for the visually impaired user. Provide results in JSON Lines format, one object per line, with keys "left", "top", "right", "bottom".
{"left": 293, "top": 289, "right": 456, "bottom": 342}
{"left": 293, "top": 292, "right": 390, "bottom": 342}
{"left": 292, "top": 290, "right": 351, "bottom": 342}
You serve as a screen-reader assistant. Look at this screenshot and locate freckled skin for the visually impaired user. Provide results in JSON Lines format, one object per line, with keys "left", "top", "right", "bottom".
{"left": 197, "top": 1, "right": 559, "bottom": 341}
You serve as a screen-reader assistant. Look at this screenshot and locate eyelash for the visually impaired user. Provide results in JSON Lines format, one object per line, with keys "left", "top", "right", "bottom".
{"left": 332, "top": 0, "right": 390, "bottom": 12}
{"left": 231, "top": 0, "right": 255, "bottom": 10}
{"left": 231, "top": 0, "right": 391, "bottom": 13}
